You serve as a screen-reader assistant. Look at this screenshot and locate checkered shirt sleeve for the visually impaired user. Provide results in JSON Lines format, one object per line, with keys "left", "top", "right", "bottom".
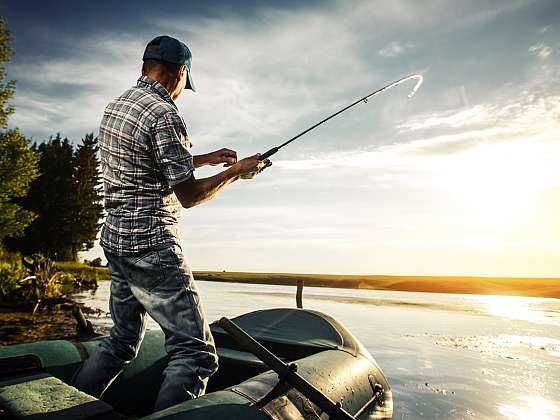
{"left": 153, "top": 112, "right": 195, "bottom": 186}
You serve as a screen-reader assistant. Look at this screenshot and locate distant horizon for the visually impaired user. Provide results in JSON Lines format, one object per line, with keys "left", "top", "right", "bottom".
{"left": 191, "top": 269, "right": 560, "bottom": 281}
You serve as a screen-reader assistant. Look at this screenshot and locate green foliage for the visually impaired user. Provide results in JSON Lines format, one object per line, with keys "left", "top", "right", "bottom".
{"left": 0, "top": 20, "right": 41, "bottom": 245}
{"left": 55, "top": 260, "right": 108, "bottom": 282}
{"left": 0, "top": 253, "right": 68, "bottom": 309}
{"left": 69, "top": 133, "right": 103, "bottom": 260}
{"left": 0, "top": 130, "right": 41, "bottom": 242}
{"left": 0, "top": 252, "right": 99, "bottom": 310}
{"left": 0, "top": 18, "right": 15, "bottom": 128}
{"left": 19, "top": 253, "right": 70, "bottom": 306}
{"left": 0, "top": 255, "right": 28, "bottom": 301}
{"left": 7, "top": 133, "right": 103, "bottom": 261}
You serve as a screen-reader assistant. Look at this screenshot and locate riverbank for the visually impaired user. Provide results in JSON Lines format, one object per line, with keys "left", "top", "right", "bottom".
{"left": 0, "top": 260, "right": 110, "bottom": 345}
{"left": 0, "top": 303, "right": 109, "bottom": 346}
{"left": 69, "top": 261, "right": 560, "bottom": 298}
{"left": 194, "top": 271, "right": 560, "bottom": 298}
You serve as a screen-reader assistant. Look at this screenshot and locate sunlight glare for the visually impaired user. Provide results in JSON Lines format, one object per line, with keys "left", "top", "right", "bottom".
{"left": 498, "top": 395, "right": 559, "bottom": 420}
{"left": 479, "top": 295, "right": 542, "bottom": 323}
{"left": 443, "top": 141, "right": 552, "bottom": 228}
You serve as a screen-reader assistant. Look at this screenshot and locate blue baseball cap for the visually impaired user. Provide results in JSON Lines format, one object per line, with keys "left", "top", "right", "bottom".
{"left": 143, "top": 35, "right": 196, "bottom": 92}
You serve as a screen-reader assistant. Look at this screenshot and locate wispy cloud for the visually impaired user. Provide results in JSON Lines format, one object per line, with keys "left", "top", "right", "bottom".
{"left": 397, "top": 104, "right": 494, "bottom": 131}
{"left": 378, "top": 41, "right": 414, "bottom": 58}
{"left": 529, "top": 42, "right": 553, "bottom": 59}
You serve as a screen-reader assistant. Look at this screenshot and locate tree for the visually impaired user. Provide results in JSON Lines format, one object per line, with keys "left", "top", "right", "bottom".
{"left": 7, "top": 133, "right": 103, "bottom": 261}
{"left": 0, "top": 19, "right": 41, "bottom": 246}
{"left": 7, "top": 134, "right": 75, "bottom": 259}
{"left": 0, "top": 130, "right": 41, "bottom": 242}
{"left": 70, "top": 133, "right": 103, "bottom": 260}
{"left": 0, "top": 19, "right": 15, "bottom": 128}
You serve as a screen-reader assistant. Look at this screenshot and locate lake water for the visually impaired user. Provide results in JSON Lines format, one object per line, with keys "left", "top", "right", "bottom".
{"left": 75, "top": 280, "right": 560, "bottom": 419}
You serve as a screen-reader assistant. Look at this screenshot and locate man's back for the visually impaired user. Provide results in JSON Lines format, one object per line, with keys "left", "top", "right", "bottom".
{"left": 72, "top": 35, "right": 266, "bottom": 412}
{"left": 99, "top": 76, "right": 194, "bottom": 255}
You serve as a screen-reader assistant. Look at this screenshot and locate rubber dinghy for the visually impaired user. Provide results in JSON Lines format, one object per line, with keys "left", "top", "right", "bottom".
{"left": 0, "top": 308, "right": 393, "bottom": 419}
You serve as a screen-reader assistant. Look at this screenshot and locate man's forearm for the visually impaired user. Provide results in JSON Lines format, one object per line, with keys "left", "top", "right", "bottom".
{"left": 175, "top": 166, "right": 240, "bottom": 208}
{"left": 193, "top": 153, "right": 211, "bottom": 168}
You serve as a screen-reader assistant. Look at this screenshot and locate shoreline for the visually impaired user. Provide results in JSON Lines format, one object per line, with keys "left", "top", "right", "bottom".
{"left": 192, "top": 271, "right": 560, "bottom": 299}
{"left": 0, "top": 302, "right": 109, "bottom": 346}
{"left": 57, "top": 262, "right": 560, "bottom": 299}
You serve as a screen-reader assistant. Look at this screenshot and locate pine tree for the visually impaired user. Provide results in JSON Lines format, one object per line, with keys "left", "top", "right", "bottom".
{"left": 70, "top": 133, "right": 103, "bottom": 260}
{"left": 0, "top": 18, "right": 41, "bottom": 246}
{"left": 7, "top": 133, "right": 104, "bottom": 261}
{"left": 0, "top": 130, "right": 41, "bottom": 242}
{"left": 7, "top": 135, "right": 75, "bottom": 259}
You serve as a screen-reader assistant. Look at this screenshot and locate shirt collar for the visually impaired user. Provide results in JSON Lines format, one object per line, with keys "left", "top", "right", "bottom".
{"left": 137, "top": 75, "right": 176, "bottom": 107}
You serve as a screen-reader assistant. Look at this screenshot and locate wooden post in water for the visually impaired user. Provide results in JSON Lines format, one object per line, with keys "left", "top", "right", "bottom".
{"left": 296, "top": 280, "right": 304, "bottom": 309}
{"left": 73, "top": 306, "right": 96, "bottom": 337}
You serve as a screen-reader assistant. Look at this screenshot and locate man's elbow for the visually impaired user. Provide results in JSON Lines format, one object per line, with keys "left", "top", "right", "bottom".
{"left": 179, "top": 198, "right": 196, "bottom": 209}
{"left": 172, "top": 176, "right": 200, "bottom": 209}
{"left": 176, "top": 190, "right": 199, "bottom": 209}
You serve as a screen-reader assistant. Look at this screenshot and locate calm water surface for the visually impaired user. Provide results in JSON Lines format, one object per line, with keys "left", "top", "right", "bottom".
{"left": 75, "top": 280, "right": 560, "bottom": 419}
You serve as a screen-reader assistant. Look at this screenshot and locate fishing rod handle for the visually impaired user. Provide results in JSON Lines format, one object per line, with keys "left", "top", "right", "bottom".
{"left": 259, "top": 147, "right": 279, "bottom": 160}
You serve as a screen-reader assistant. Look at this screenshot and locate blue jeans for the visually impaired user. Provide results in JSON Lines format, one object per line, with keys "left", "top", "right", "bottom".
{"left": 72, "top": 245, "right": 218, "bottom": 411}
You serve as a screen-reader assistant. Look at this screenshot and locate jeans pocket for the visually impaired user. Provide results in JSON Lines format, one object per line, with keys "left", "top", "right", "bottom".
{"left": 127, "top": 249, "right": 164, "bottom": 291}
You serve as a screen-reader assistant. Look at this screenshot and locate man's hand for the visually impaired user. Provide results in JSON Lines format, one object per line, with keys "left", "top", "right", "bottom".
{"left": 207, "top": 148, "right": 237, "bottom": 167}
{"left": 173, "top": 153, "right": 272, "bottom": 209}
{"left": 233, "top": 154, "right": 272, "bottom": 179}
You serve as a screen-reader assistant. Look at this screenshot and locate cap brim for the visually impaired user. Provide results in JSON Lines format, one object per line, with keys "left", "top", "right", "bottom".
{"left": 186, "top": 71, "right": 196, "bottom": 92}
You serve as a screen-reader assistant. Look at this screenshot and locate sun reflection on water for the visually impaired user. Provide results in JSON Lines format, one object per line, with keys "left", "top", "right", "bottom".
{"left": 498, "top": 396, "right": 559, "bottom": 419}
{"left": 477, "top": 295, "right": 550, "bottom": 324}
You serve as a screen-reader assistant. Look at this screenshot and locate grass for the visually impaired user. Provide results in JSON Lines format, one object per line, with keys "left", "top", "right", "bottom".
{"left": 59, "top": 263, "right": 559, "bottom": 298}
{"left": 55, "top": 261, "right": 110, "bottom": 281}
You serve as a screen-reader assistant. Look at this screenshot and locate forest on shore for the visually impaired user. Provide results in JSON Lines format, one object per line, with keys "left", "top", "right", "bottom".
{"left": 0, "top": 18, "right": 101, "bottom": 317}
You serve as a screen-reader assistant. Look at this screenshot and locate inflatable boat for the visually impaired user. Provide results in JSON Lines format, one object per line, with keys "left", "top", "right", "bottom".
{"left": 0, "top": 308, "right": 393, "bottom": 419}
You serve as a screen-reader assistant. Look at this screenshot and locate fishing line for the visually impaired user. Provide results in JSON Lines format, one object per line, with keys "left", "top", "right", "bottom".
{"left": 259, "top": 74, "right": 424, "bottom": 161}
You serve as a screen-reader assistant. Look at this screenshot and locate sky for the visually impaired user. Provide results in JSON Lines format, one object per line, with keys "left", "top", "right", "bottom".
{"left": 2, "top": 0, "right": 560, "bottom": 277}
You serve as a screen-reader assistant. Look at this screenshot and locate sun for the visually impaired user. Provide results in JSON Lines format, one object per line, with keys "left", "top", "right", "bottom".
{"left": 442, "top": 140, "right": 551, "bottom": 229}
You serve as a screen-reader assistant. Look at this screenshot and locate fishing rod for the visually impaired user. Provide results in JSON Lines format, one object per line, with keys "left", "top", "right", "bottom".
{"left": 259, "top": 74, "right": 424, "bottom": 161}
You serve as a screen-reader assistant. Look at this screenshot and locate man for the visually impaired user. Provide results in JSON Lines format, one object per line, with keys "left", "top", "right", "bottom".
{"left": 72, "top": 35, "right": 269, "bottom": 411}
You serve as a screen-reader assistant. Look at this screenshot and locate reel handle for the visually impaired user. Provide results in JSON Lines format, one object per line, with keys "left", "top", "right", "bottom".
{"left": 259, "top": 147, "right": 278, "bottom": 160}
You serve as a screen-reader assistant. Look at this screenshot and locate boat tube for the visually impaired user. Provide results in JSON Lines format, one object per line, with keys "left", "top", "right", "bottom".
{"left": 0, "top": 308, "right": 393, "bottom": 419}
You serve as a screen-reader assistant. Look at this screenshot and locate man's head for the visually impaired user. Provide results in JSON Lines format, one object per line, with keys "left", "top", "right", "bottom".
{"left": 141, "top": 35, "right": 195, "bottom": 100}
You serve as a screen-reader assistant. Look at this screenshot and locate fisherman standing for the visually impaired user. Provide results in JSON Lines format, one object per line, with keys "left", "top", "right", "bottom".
{"left": 72, "top": 35, "right": 268, "bottom": 411}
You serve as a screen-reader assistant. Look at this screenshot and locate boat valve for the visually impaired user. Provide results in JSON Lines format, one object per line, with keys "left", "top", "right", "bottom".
{"left": 368, "top": 375, "right": 385, "bottom": 406}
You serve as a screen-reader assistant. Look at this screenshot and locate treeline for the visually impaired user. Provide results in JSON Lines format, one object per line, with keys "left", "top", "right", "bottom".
{"left": 5, "top": 133, "right": 103, "bottom": 260}
{"left": 0, "top": 18, "right": 102, "bottom": 261}
{"left": 0, "top": 18, "right": 102, "bottom": 311}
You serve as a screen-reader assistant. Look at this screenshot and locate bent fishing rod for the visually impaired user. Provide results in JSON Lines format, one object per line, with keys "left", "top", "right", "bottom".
{"left": 259, "top": 74, "right": 424, "bottom": 161}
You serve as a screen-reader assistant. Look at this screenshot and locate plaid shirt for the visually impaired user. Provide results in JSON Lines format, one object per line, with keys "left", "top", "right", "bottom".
{"left": 99, "top": 76, "right": 194, "bottom": 255}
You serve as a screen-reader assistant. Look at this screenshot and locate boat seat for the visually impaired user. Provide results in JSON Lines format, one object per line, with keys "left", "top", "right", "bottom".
{"left": 0, "top": 372, "right": 119, "bottom": 419}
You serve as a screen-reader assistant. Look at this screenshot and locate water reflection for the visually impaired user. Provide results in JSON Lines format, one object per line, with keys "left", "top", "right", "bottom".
{"left": 498, "top": 395, "right": 559, "bottom": 419}
{"left": 478, "top": 295, "right": 548, "bottom": 324}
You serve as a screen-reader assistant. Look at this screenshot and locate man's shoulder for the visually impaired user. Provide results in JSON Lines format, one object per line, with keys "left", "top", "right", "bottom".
{"left": 107, "top": 85, "right": 177, "bottom": 120}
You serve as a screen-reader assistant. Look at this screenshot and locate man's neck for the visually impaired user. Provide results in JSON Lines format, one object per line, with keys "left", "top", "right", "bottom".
{"left": 144, "top": 72, "right": 177, "bottom": 99}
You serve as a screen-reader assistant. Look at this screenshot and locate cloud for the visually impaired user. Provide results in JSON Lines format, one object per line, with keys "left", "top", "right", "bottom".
{"left": 378, "top": 41, "right": 414, "bottom": 58}
{"left": 397, "top": 104, "right": 494, "bottom": 131}
{"left": 273, "top": 83, "right": 560, "bottom": 182}
{"left": 529, "top": 42, "right": 553, "bottom": 59}
{"left": 9, "top": 34, "right": 144, "bottom": 141}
